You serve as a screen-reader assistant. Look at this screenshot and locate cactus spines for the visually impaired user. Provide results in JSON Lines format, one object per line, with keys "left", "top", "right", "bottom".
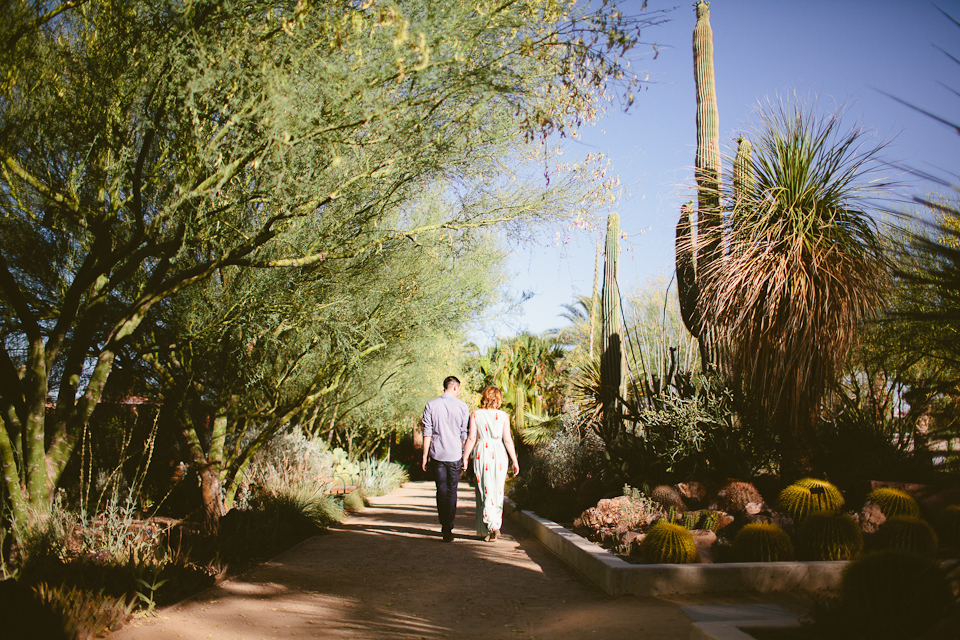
{"left": 778, "top": 478, "right": 844, "bottom": 523}
{"left": 866, "top": 487, "right": 920, "bottom": 519}
{"left": 715, "top": 481, "right": 763, "bottom": 516}
{"left": 640, "top": 522, "right": 699, "bottom": 564}
{"left": 600, "top": 212, "right": 625, "bottom": 445}
{"left": 937, "top": 504, "right": 960, "bottom": 547}
{"left": 682, "top": 511, "right": 699, "bottom": 530}
{"left": 733, "top": 523, "right": 795, "bottom": 562}
{"left": 651, "top": 484, "right": 685, "bottom": 510}
{"left": 733, "top": 135, "right": 753, "bottom": 215}
{"left": 838, "top": 550, "right": 952, "bottom": 640}
{"left": 796, "top": 512, "right": 863, "bottom": 561}
{"left": 875, "top": 516, "right": 938, "bottom": 556}
{"left": 677, "top": 1, "right": 722, "bottom": 368}
{"left": 699, "top": 510, "right": 721, "bottom": 532}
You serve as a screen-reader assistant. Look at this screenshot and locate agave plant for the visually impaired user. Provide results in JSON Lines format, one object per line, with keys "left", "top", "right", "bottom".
{"left": 701, "top": 99, "right": 892, "bottom": 478}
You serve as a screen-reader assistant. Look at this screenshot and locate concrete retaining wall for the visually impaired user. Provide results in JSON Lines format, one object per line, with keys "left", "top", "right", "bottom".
{"left": 504, "top": 500, "right": 846, "bottom": 597}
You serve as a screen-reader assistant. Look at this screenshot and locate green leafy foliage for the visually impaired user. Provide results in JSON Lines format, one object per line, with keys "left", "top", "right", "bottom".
{"left": 639, "top": 522, "right": 698, "bottom": 564}
{"left": 732, "top": 523, "right": 795, "bottom": 562}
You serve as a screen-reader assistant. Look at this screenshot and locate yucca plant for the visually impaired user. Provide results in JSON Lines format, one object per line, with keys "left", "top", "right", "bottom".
{"left": 701, "top": 99, "right": 891, "bottom": 478}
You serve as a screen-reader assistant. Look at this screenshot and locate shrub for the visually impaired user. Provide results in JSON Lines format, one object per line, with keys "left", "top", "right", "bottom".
{"left": 874, "top": 516, "right": 938, "bottom": 555}
{"left": 865, "top": 487, "right": 920, "bottom": 518}
{"left": 732, "top": 523, "right": 795, "bottom": 562}
{"left": 342, "top": 490, "right": 365, "bottom": 514}
{"left": 358, "top": 458, "right": 409, "bottom": 497}
{"left": 834, "top": 550, "right": 952, "bottom": 639}
{"left": 715, "top": 481, "right": 763, "bottom": 515}
{"left": 639, "top": 523, "right": 698, "bottom": 564}
{"left": 34, "top": 583, "right": 135, "bottom": 640}
{"left": 796, "top": 512, "right": 863, "bottom": 561}
{"left": 938, "top": 504, "right": 960, "bottom": 547}
{"left": 777, "top": 478, "right": 844, "bottom": 522}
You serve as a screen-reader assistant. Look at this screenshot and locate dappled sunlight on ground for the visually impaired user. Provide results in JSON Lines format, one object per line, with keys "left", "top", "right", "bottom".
{"left": 113, "top": 482, "right": 809, "bottom": 640}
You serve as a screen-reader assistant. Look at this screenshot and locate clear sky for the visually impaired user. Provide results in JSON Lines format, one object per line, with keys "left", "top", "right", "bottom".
{"left": 472, "top": 0, "right": 960, "bottom": 346}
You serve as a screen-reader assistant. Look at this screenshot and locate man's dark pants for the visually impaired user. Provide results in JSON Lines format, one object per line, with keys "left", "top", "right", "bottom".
{"left": 430, "top": 459, "right": 462, "bottom": 536}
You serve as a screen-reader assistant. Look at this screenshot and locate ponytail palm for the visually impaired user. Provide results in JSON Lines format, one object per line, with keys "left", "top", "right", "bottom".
{"left": 704, "top": 100, "right": 891, "bottom": 478}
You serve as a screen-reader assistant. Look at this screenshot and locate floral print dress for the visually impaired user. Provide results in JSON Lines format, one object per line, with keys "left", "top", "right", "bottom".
{"left": 472, "top": 408, "right": 509, "bottom": 536}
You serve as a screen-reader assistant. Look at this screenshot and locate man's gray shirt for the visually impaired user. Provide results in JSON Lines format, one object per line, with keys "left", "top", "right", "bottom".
{"left": 422, "top": 392, "right": 469, "bottom": 462}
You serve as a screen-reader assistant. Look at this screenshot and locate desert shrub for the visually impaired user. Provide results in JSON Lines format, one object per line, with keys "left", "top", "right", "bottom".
{"left": 715, "top": 481, "right": 763, "bottom": 515}
{"left": 34, "top": 583, "right": 135, "bottom": 640}
{"left": 732, "top": 523, "right": 794, "bottom": 562}
{"left": 777, "top": 478, "right": 844, "bottom": 523}
{"left": 639, "top": 522, "right": 698, "bottom": 564}
{"left": 509, "top": 409, "right": 606, "bottom": 521}
{"left": 865, "top": 487, "right": 920, "bottom": 518}
{"left": 796, "top": 512, "right": 863, "bottom": 561}
{"left": 244, "top": 431, "right": 356, "bottom": 493}
{"left": 830, "top": 550, "right": 953, "bottom": 640}
{"left": 358, "top": 458, "right": 409, "bottom": 497}
{"left": 342, "top": 490, "right": 365, "bottom": 513}
{"left": 874, "top": 516, "right": 939, "bottom": 555}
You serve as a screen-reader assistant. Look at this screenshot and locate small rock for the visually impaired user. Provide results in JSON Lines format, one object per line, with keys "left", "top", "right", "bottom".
{"left": 859, "top": 501, "right": 887, "bottom": 534}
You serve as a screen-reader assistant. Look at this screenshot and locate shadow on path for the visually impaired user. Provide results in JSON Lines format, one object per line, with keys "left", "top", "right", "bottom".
{"left": 114, "top": 482, "right": 809, "bottom": 640}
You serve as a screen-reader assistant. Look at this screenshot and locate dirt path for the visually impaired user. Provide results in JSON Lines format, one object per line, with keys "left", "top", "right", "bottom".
{"left": 113, "top": 482, "right": 813, "bottom": 639}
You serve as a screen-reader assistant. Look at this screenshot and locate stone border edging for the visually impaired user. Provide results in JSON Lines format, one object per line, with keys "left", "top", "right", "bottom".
{"left": 504, "top": 499, "right": 846, "bottom": 597}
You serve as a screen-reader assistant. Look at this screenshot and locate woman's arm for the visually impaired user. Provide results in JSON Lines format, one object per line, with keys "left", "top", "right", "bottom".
{"left": 501, "top": 412, "right": 520, "bottom": 476}
{"left": 462, "top": 412, "right": 477, "bottom": 468}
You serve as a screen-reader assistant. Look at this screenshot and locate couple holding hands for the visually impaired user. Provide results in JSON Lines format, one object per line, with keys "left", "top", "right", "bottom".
{"left": 420, "top": 377, "right": 520, "bottom": 543}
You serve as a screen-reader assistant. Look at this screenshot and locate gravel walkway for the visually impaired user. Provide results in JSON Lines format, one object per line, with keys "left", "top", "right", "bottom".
{"left": 113, "top": 482, "right": 812, "bottom": 639}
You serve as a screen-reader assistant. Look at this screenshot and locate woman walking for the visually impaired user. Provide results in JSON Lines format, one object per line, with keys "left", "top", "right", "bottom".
{"left": 462, "top": 386, "right": 520, "bottom": 541}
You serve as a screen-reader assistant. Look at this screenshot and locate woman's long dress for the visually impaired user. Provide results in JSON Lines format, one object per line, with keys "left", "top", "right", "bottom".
{"left": 472, "top": 408, "right": 509, "bottom": 537}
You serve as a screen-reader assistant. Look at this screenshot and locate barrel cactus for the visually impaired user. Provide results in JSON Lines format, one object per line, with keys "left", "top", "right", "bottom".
{"left": 715, "top": 481, "right": 763, "bottom": 515}
{"left": 639, "top": 522, "right": 699, "bottom": 564}
{"left": 698, "top": 510, "right": 721, "bottom": 532}
{"left": 938, "top": 504, "right": 960, "bottom": 547}
{"left": 732, "top": 523, "right": 795, "bottom": 562}
{"left": 777, "top": 478, "right": 844, "bottom": 522}
{"left": 651, "top": 484, "right": 685, "bottom": 510}
{"left": 796, "top": 512, "right": 863, "bottom": 561}
{"left": 865, "top": 487, "right": 920, "bottom": 519}
{"left": 874, "top": 516, "right": 938, "bottom": 556}
{"left": 837, "top": 550, "right": 952, "bottom": 640}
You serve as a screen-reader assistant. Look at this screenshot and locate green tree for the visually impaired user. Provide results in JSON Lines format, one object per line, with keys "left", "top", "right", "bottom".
{"left": 0, "top": 0, "right": 661, "bottom": 521}
{"left": 700, "top": 100, "right": 891, "bottom": 479}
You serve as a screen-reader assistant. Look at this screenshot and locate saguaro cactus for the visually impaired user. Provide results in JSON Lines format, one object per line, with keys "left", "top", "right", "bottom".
{"left": 677, "top": 1, "right": 721, "bottom": 368}
{"left": 600, "top": 212, "right": 625, "bottom": 446}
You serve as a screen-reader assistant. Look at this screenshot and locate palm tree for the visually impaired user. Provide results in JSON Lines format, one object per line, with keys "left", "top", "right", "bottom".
{"left": 702, "top": 100, "right": 891, "bottom": 479}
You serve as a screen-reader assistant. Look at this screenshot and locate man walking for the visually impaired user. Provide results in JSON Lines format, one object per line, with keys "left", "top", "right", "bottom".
{"left": 421, "top": 376, "right": 470, "bottom": 542}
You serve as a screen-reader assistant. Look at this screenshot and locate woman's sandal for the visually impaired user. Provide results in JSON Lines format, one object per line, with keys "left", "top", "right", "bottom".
{"left": 491, "top": 529, "right": 500, "bottom": 541}
{"left": 483, "top": 533, "right": 492, "bottom": 542}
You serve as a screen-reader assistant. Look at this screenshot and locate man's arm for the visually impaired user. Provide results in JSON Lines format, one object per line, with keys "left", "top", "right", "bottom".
{"left": 421, "top": 436, "right": 432, "bottom": 472}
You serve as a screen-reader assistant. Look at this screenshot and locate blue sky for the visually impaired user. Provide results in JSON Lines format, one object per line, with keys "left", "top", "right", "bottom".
{"left": 473, "top": 0, "right": 960, "bottom": 345}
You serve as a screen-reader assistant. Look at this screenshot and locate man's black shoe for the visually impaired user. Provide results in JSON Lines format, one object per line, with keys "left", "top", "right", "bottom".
{"left": 442, "top": 533, "right": 454, "bottom": 542}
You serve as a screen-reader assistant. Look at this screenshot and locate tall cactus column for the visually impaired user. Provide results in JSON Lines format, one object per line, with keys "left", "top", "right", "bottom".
{"left": 600, "top": 212, "right": 625, "bottom": 449}
{"left": 677, "top": 0, "right": 722, "bottom": 369}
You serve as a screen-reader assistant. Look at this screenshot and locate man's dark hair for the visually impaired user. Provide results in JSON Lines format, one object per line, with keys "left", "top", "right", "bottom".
{"left": 443, "top": 376, "right": 461, "bottom": 390}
